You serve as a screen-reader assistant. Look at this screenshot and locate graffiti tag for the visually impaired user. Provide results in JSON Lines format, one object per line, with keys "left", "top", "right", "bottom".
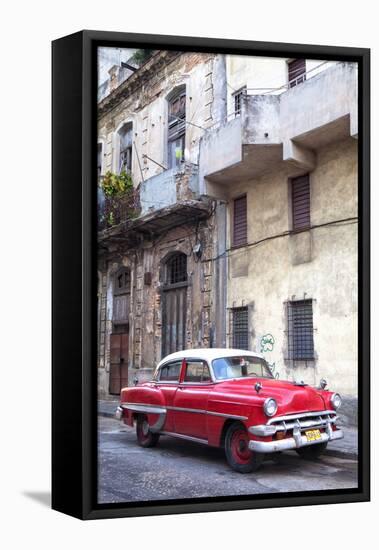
{"left": 267, "top": 361, "right": 280, "bottom": 379}
{"left": 260, "top": 333, "right": 275, "bottom": 353}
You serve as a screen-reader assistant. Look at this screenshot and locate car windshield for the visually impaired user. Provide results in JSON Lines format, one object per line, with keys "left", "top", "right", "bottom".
{"left": 212, "top": 356, "right": 273, "bottom": 380}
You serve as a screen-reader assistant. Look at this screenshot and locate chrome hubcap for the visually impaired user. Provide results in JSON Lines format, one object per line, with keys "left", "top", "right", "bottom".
{"left": 142, "top": 420, "right": 149, "bottom": 436}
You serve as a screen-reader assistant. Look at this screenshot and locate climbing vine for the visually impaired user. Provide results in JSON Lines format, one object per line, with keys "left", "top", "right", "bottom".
{"left": 100, "top": 170, "right": 133, "bottom": 197}
{"left": 99, "top": 171, "right": 139, "bottom": 228}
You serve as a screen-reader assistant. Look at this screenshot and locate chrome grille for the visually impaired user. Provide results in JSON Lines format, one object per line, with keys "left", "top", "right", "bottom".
{"left": 268, "top": 410, "right": 337, "bottom": 433}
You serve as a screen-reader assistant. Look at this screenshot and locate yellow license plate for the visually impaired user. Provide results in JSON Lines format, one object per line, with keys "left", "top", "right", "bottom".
{"left": 305, "top": 429, "right": 322, "bottom": 442}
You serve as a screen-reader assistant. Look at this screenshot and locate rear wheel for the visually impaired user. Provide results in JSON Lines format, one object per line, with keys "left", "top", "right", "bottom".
{"left": 225, "top": 421, "right": 264, "bottom": 473}
{"left": 136, "top": 415, "right": 160, "bottom": 448}
{"left": 296, "top": 442, "right": 327, "bottom": 460}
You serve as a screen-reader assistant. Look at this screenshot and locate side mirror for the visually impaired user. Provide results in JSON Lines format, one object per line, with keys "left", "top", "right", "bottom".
{"left": 318, "top": 378, "right": 327, "bottom": 390}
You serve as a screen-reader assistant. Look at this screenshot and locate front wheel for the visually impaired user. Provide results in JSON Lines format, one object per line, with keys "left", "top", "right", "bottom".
{"left": 136, "top": 415, "right": 160, "bottom": 448}
{"left": 225, "top": 421, "right": 264, "bottom": 473}
{"left": 296, "top": 442, "right": 327, "bottom": 460}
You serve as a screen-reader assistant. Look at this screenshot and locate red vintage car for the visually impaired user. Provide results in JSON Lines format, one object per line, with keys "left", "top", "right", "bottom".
{"left": 116, "top": 349, "right": 344, "bottom": 473}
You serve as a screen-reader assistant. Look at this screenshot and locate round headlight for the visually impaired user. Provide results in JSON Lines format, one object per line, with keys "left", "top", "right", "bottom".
{"left": 263, "top": 398, "right": 278, "bottom": 417}
{"left": 331, "top": 393, "right": 342, "bottom": 410}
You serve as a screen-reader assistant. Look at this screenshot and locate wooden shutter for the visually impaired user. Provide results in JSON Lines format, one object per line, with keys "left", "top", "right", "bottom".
{"left": 233, "top": 195, "right": 247, "bottom": 246}
{"left": 292, "top": 175, "right": 310, "bottom": 230}
{"left": 288, "top": 59, "right": 306, "bottom": 87}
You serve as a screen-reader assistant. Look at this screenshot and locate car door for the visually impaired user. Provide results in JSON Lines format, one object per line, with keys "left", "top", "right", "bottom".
{"left": 173, "top": 359, "right": 213, "bottom": 440}
{"left": 154, "top": 360, "right": 182, "bottom": 432}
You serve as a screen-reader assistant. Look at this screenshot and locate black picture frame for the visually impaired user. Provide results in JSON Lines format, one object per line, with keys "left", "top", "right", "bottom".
{"left": 52, "top": 30, "right": 370, "bottom": 520}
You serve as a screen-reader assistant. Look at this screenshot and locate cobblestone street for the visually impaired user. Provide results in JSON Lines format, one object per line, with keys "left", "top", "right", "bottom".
{"left": 98, "top": 416, "right": 358, "bottom": 504}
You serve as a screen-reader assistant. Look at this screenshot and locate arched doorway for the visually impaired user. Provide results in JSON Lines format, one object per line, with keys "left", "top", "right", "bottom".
{"left": 161, "top": 252, "right": 188, "bottom": 357}
{"left": 109, "top": 267, "right": 130, "bottom": 395}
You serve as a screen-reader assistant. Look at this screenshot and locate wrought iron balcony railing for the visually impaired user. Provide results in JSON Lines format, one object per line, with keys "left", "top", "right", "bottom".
{"left": 98, "top": 183, "right": 141, "bottom": 231}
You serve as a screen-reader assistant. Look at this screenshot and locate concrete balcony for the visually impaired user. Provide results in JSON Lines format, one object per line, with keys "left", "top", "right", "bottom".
{"left": 98, "top": 163, "right": 210, "bottom": 249}
{"left": 139, "top": 162, "right": 199, "bottom": 215}
{"left": 199, "top": 62, "right": 357, "bottom": 196}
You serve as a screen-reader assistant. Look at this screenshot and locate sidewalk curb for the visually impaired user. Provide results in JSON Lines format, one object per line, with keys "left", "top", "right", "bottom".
{"left": 99, "top": 410, "right": 117, "bottom": 418}
{"left": 324, "top": 449, "right": 358, "bottom": 460}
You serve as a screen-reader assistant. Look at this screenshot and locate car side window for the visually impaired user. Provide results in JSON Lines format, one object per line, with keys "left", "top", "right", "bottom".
{"left": 184, "top": 361, "right": 212, "bottom": 383}
{"left": 158, "top": 361, "right": 182, "bottom": 382}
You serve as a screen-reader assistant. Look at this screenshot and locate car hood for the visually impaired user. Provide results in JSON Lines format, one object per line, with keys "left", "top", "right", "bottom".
{"left": 214, "top": 377, "right": 327, "bottom": 414}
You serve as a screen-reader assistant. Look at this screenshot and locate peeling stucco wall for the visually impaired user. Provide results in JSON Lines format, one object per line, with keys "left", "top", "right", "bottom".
{"left": 226, "top": 138, "right": 358, "bottom": 396}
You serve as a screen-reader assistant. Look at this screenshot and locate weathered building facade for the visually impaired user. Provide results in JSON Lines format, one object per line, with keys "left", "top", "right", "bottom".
{"left": 97, "top": 50, "right": 358, "bottom": 403}
{"left": 97, "top": 50, "right": 225, "bottom": 396}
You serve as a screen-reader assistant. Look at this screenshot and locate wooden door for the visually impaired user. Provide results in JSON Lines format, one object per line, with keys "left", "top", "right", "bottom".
{"left": 109, "top": 331, "right": 129, "bottom": 395}
{"left": 161, "top": 285, "right": 187, "bottom": 357}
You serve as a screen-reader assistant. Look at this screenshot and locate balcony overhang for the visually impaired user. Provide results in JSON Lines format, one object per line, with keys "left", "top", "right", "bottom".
{"left": 139, "top": 163, "right": 199, "bottom": 215}
{"left": 98, "top": 199, "right": 212, "bottom": 249}
{"left": 199, "top": 62, "right": 358, "bottom": 197}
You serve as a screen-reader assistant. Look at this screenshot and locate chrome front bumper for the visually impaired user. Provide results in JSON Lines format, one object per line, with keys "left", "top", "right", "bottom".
{"left": 115, "top": 406, "right": 123, "bottom": 420}
{"left": 248, "top": 410, "right": 344, "bottom": 453}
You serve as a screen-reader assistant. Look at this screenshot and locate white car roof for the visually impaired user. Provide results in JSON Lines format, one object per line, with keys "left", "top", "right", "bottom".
{"left": 157, "top": 348, "right": 264, "bottom": 368}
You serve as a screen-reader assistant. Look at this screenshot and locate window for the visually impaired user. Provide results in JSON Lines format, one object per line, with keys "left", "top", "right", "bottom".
{"left": 113, "top": 268, "right": 131, "bottom": 324}
{"left": 158, "top": 361, "right": 182, "bottom": 382}
{"left": 118, "top": 123, "right": 133, "bottom": 174}
{"left": 166, "top": 253, "right": 187, "bottom": 285}
{"left": 232, "top": 195, "right": 247, "bottom": 247}
{"left": 287, "top": 300, "right": 314, "bottom": 360}
{"left": 292, "top": 174, "right": 310, "bottom": 230}
{"left": 288, "top": 59, "right": 306, "bottom": 88}
{"left": 184, "top": 361, "right": 212, "bottom": 383}
{"left": 168, "top": 87, "right": 186, "bottom": 169}
{"left": 212, "top": 356, "right": 273, "bottom": 380}
{"left": 114, "top": 268, "right": 131, "bottom": 295}
{"left": 232, "top": 307, "right": 249, "bottom": 349}
{"left": 233, "top": 86, "right": 246, "bottom": 116}
{"left": 97, "top": 143, "right": 103, "bottom": 178}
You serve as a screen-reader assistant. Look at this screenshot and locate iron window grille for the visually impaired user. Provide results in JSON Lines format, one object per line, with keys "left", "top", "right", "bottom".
{"left": 287, "top": 299, "right": 315, "bottom": 361}
{"left": 233, "top": 86, "right": 246, "bottom": 116}
{"left": 232, "top": 307, "right": 249, "bottom": 349}
{"left": 166, "top": 253, "right": 187, "bottom": 285}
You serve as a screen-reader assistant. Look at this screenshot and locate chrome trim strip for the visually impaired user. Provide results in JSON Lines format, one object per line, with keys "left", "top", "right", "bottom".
{"left": 166, "top": 405, "right": 205, "bottom": 414}
{"left": 121, "top": 403, "right": 167, "bottom": 432}
{"left": 121, "top": 403, "right": 167, "bottom": 415}
{"left": 207, "top": 410, "right": 248, "bottom": 421}
{"left": 159, "top": 431, "right": 208, "bottom": 445}
{"left": 121, "top": 402, "right": 247, "bottom": 421}
{"left": 249, "top": 428, "right": 344, "bottom": 453}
